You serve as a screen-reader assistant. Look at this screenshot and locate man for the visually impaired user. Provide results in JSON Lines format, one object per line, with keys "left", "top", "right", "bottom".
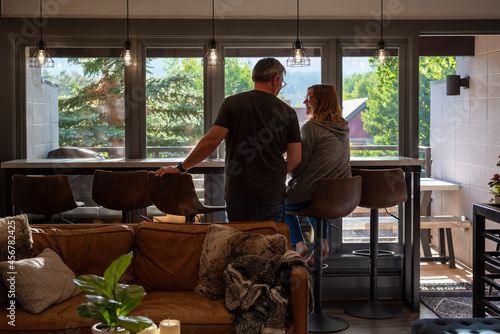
{"left": 156, "top": 57, "right": 301, "bottom": 223}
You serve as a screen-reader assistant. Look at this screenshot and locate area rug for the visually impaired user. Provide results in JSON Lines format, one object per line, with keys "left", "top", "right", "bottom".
{"left": 420, "top": 295, "right": 473, "bottom": 318}
{"left": 420, "top": 282, "right": 473, "bottom": 291}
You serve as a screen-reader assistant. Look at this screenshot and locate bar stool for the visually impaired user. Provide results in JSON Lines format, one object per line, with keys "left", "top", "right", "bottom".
{"left": 92, "top": 170, "right": 152, "bottom": 223}
{"left": 286, "top": 176, "right": 362, "bottom": 333}
{"left": 11, "top": 174, "right": 83, "bottom": 223}
{"left": 344, "top": 168, "right": 407, "bottom": 319}
{"left": 148, "top": 172, "right": 226, "bottom": 223}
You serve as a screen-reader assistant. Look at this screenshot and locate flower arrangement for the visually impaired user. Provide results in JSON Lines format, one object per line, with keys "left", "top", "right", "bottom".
{"left": 489, "top": 174, "right": 500, "bottom": 202}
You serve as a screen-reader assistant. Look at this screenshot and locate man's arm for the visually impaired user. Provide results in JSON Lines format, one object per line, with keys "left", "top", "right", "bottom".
{"left": 155, "top": 125, "right": 229, "bottom": 176}
{"left": 285, "top": 142, "right": 302, "bottom": 173}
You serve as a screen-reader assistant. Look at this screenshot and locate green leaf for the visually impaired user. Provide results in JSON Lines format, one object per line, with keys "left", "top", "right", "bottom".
{"left": 117, "top": 315, "right": 154, "bottom": 333}
{"left": 103, "top": 252, "right": 133, "bottom": 293}
{"left": 77, "top": 302, "right": 108, "bottom": 326}
{"left": 74, "top": 275, "right": 112, "bottom": 298}
{"left": 115, "top": 284, "right": 146, "bottom": 316}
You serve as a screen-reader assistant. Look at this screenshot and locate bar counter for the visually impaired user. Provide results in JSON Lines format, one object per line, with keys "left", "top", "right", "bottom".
{"left": 1, "top": 156, "right": 424, "bottom": 311}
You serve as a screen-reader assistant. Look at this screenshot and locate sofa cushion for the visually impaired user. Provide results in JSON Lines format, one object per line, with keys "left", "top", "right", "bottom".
{"left": 0, "top": 248, "right": 81, "bottom": 314}
{"left": 0, "top": 214, "right": 34, "bottom": 304}
{"left": 135, "top": 221, "right": 283, "bottom": 291}
{"left": 195, "top": 224, "right": 287, "bottom": 300}
{"left": 30, "top": 224, "right": 135, "bottom": 280}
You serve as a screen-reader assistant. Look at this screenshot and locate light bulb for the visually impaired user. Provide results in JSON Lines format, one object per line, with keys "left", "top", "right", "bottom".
{"left": 377, "top": 49, "right": 386, "bottom": 63}
{"left": 209, "top": 48, "right": 218, "bottom": 65}
{"left": 36, "top": 49, "right": 46, "bottom": 66}
{"left": 123, "top": 49, "right": 133, "bottom": 66}
{"left": 293, "top": 49, "right": 303, "bottom": 64}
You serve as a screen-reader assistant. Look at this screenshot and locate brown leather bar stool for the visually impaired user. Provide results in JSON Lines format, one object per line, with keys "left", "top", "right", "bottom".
{"left": 286, "top": 176, "right": 362, "bottom": 333}
{"left": 11, "top": 174, "right": 82, "bottom": 223}
{"left": 92, "top": 170, "right": 152, "bottom": 223}
{"left": 344, "top": 168, "right": 407, "bottom": 319}
{"left": 148, "top": 172, "right": 226, "bottom": 223}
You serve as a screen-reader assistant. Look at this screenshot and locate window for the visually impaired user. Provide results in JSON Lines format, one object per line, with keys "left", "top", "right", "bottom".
{"left": 27, "top": 48, "right": 125, "bottom": 159}
{"left": 341, "top": 46, "right": 400, "bottom": 244}
{"left": 224, "top": 48, "right": 322, "bottom": 127}
{"left": 145, "top": 48, "right": 205, "bottom": 159}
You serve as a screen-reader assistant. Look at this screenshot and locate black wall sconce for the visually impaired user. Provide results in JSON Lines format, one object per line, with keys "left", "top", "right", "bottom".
{"left": 446, "top": 75, "right": 470, "bottom": 95}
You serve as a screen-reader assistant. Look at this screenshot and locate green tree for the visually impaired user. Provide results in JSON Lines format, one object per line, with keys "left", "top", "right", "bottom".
{"left": 344, "top": 56, "right": 456, "bottom": 154}
{"left": 57, "top": 58, "right": 125, "bottom": 151}
{"left": 343, "top": 71, "right": 377, "bottom": 100}
{"left": 224, "top": 58, "right": 253, "bottom": 96}
{"left": 418, "top": 57, "right": 456, "bottom": 146}
{"left": 146, "top": 58, "right": 204, "bottom": 151}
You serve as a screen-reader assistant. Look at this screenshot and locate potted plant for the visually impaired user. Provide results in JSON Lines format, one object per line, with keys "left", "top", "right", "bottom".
{"left": 74, "top": 251, "right": 154, "bottom": 334}
{"left": 489, "top": 173, "right": 500, "bottom": 204}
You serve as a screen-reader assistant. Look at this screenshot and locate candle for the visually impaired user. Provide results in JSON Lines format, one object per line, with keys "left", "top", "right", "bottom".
{"left": 159, "top": 319, "right": 181, "bottom": 334}
{"left": 138, "top": 324, "right": 158, "bottom": 334}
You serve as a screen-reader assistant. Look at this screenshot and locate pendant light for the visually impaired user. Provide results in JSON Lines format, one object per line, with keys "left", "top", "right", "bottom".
{"left": 29, "top": 0, "right": 54, "bottom": 68}
{"left": 372, "top": 0, "right": 390, "bottom": 67}
{"left": 120, "top": 0, "right": 137, "bottom": 67}
{"left": 286, "top": 0, "right": 310, "bottom": 67}
{"left": 203, "top": 0, "right": 222, "bottom": 66}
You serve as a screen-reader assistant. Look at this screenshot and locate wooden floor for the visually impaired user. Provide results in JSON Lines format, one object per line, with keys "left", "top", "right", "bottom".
{"left": 321, "top": 300, "right": 437, "bottom": 333}
{"left": 420, "top": 259, "right": 473, "bottom": 285}
{"left": 316, "top": 253, "right": 473, "bottom": 333}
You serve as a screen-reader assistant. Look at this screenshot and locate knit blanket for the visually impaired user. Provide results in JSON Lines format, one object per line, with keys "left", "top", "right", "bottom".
{"left": 224, "top": 250, "right": 313, "bottom": 334}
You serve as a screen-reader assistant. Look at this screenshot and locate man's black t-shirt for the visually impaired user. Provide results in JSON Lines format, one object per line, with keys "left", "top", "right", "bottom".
{"left": 214, "top": 90, "right": 301, "bottom": 202}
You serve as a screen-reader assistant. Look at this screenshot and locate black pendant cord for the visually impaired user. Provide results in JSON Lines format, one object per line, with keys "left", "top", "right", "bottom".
{"left": 380, "top": 0, "right": 384, "bottom": 41}
{"left": 39, "top": 0, "right": 43, "bottom": 41}
{"left": 296, "top": 0, "right": 299, "bottom": 40}
{"left": 126, "top": 0, "right": 130, "bottom": 41}
{"left": 212, "top": 0, "right": 215, "bottom": 40}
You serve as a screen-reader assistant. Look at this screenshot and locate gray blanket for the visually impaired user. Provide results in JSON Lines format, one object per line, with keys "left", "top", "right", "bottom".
{"left": 224, "top": 250, "right": 313, "bottom": 334}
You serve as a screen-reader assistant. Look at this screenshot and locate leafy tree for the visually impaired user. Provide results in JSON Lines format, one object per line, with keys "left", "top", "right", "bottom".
{"left": 344, "top": 56, "right": 456, "bottom": 156}
{"left": 418, "top": 57, "right": 456, "bottom": 146}
{"left": 56, "top": 58, "right": 125, "bottom": 151}
{"left": 343, "top": 71, "right": 377, "bottom": 101}
{"left": 146, "top": 58, "right": 204, "bottom": 152}
{"left": 224, "top": 58, "right": 253, "bottom": 96}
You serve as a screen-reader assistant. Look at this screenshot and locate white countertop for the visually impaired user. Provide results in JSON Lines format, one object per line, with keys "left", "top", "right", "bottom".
{"left": 421, "top": 177, "right": 460, "bottom": 191}
{"left": 1, "top": 157, "right": 425, "bottom": 169}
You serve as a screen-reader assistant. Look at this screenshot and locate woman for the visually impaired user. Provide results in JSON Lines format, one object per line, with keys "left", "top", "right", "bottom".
{"left": 285, "top": 84, "right": 352, "bottom": 265}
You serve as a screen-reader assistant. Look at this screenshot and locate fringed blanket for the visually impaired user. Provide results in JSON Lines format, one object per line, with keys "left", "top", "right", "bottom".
{"left": 224, "top": 250, "right": 313, "bottom": 334}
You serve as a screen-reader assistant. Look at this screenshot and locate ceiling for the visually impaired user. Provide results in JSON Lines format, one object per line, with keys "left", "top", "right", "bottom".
{"left": 2, "top": 0, "right": 500, "bottom": 20}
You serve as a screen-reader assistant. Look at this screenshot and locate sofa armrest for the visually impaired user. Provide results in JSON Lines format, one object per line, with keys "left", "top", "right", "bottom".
{"left": 288, "top": 265, "right": 309, "bottom": 334}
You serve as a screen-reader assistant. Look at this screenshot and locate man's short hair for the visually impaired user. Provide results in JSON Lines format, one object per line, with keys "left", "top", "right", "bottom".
{"left": 252, "top": 58, "right": 286, "bottom": 83}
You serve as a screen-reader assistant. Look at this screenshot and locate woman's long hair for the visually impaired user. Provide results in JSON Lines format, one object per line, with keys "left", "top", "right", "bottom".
{"left": 308, "top": 84, "right": 347, "bottom": 125}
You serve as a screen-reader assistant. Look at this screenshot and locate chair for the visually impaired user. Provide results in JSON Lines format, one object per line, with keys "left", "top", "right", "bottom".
{"left": 11, "top": 174, "right": 82, "bottom": 223}
{"left": 148, "top": 172, "right": 226, "bottom": 223}
{"left": 92, "top": 170, "right": 152, "bottom": 223}
{"left": 344, "top": 168, "right": 407, "bottom": 319}
{"left": 286, "top": 176, "right": 362, "bottom": 333}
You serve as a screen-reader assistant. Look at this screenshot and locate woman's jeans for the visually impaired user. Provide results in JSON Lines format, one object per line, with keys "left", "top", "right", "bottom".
{"left": 285, "top": 201, "right": 328, "bottom": 247}
{"left": 226, "top": 200, "right": 285, "bottom": 223}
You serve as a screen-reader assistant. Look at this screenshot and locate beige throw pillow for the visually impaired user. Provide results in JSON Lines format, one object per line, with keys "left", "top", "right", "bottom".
{"left": 0, "top": 214, "right": 34, "bottom": 304}
{"left": 195, "top": 224, "right": 287, "bottom": 300}
{"left": 0, "top": 248, "right": 80, "bottom": 314}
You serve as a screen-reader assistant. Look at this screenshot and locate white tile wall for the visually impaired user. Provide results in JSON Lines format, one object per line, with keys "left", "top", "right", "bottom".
{"left": 26, "top": 67, "right": 59, "bottom": 159}
{"left": 430, "top": 35, "right": 500, "bottom": 266}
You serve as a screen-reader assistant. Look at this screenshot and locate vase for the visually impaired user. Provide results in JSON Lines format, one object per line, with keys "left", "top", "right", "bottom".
{"left": 91, "top": 324, "right": 130, "bottom": 334}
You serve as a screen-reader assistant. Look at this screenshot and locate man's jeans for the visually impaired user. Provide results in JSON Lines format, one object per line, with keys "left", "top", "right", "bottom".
{"left": 226, "top": 200, "right": 285, "bottom": 223}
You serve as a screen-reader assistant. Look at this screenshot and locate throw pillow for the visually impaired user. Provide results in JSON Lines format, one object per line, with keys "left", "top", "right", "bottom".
{"left": 195, "top": 224, "right": 287, "bottom": 300}
{"left": 0, "top": 214, "right": 34, "bottom": 304}
{"left": 0, "top": 248, "right": 81, "bottom": 314}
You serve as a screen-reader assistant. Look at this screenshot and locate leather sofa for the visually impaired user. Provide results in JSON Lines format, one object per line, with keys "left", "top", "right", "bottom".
{"left": 0, "top": 221, "right": 309, "bottom": 334}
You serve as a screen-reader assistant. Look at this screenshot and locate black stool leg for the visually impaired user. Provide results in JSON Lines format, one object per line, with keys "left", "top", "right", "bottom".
{"left": 344, "top": 209, "right": 403, "bottom": 319}
{"left": 309, "top": 219, "right": 349, "bottom": 333}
